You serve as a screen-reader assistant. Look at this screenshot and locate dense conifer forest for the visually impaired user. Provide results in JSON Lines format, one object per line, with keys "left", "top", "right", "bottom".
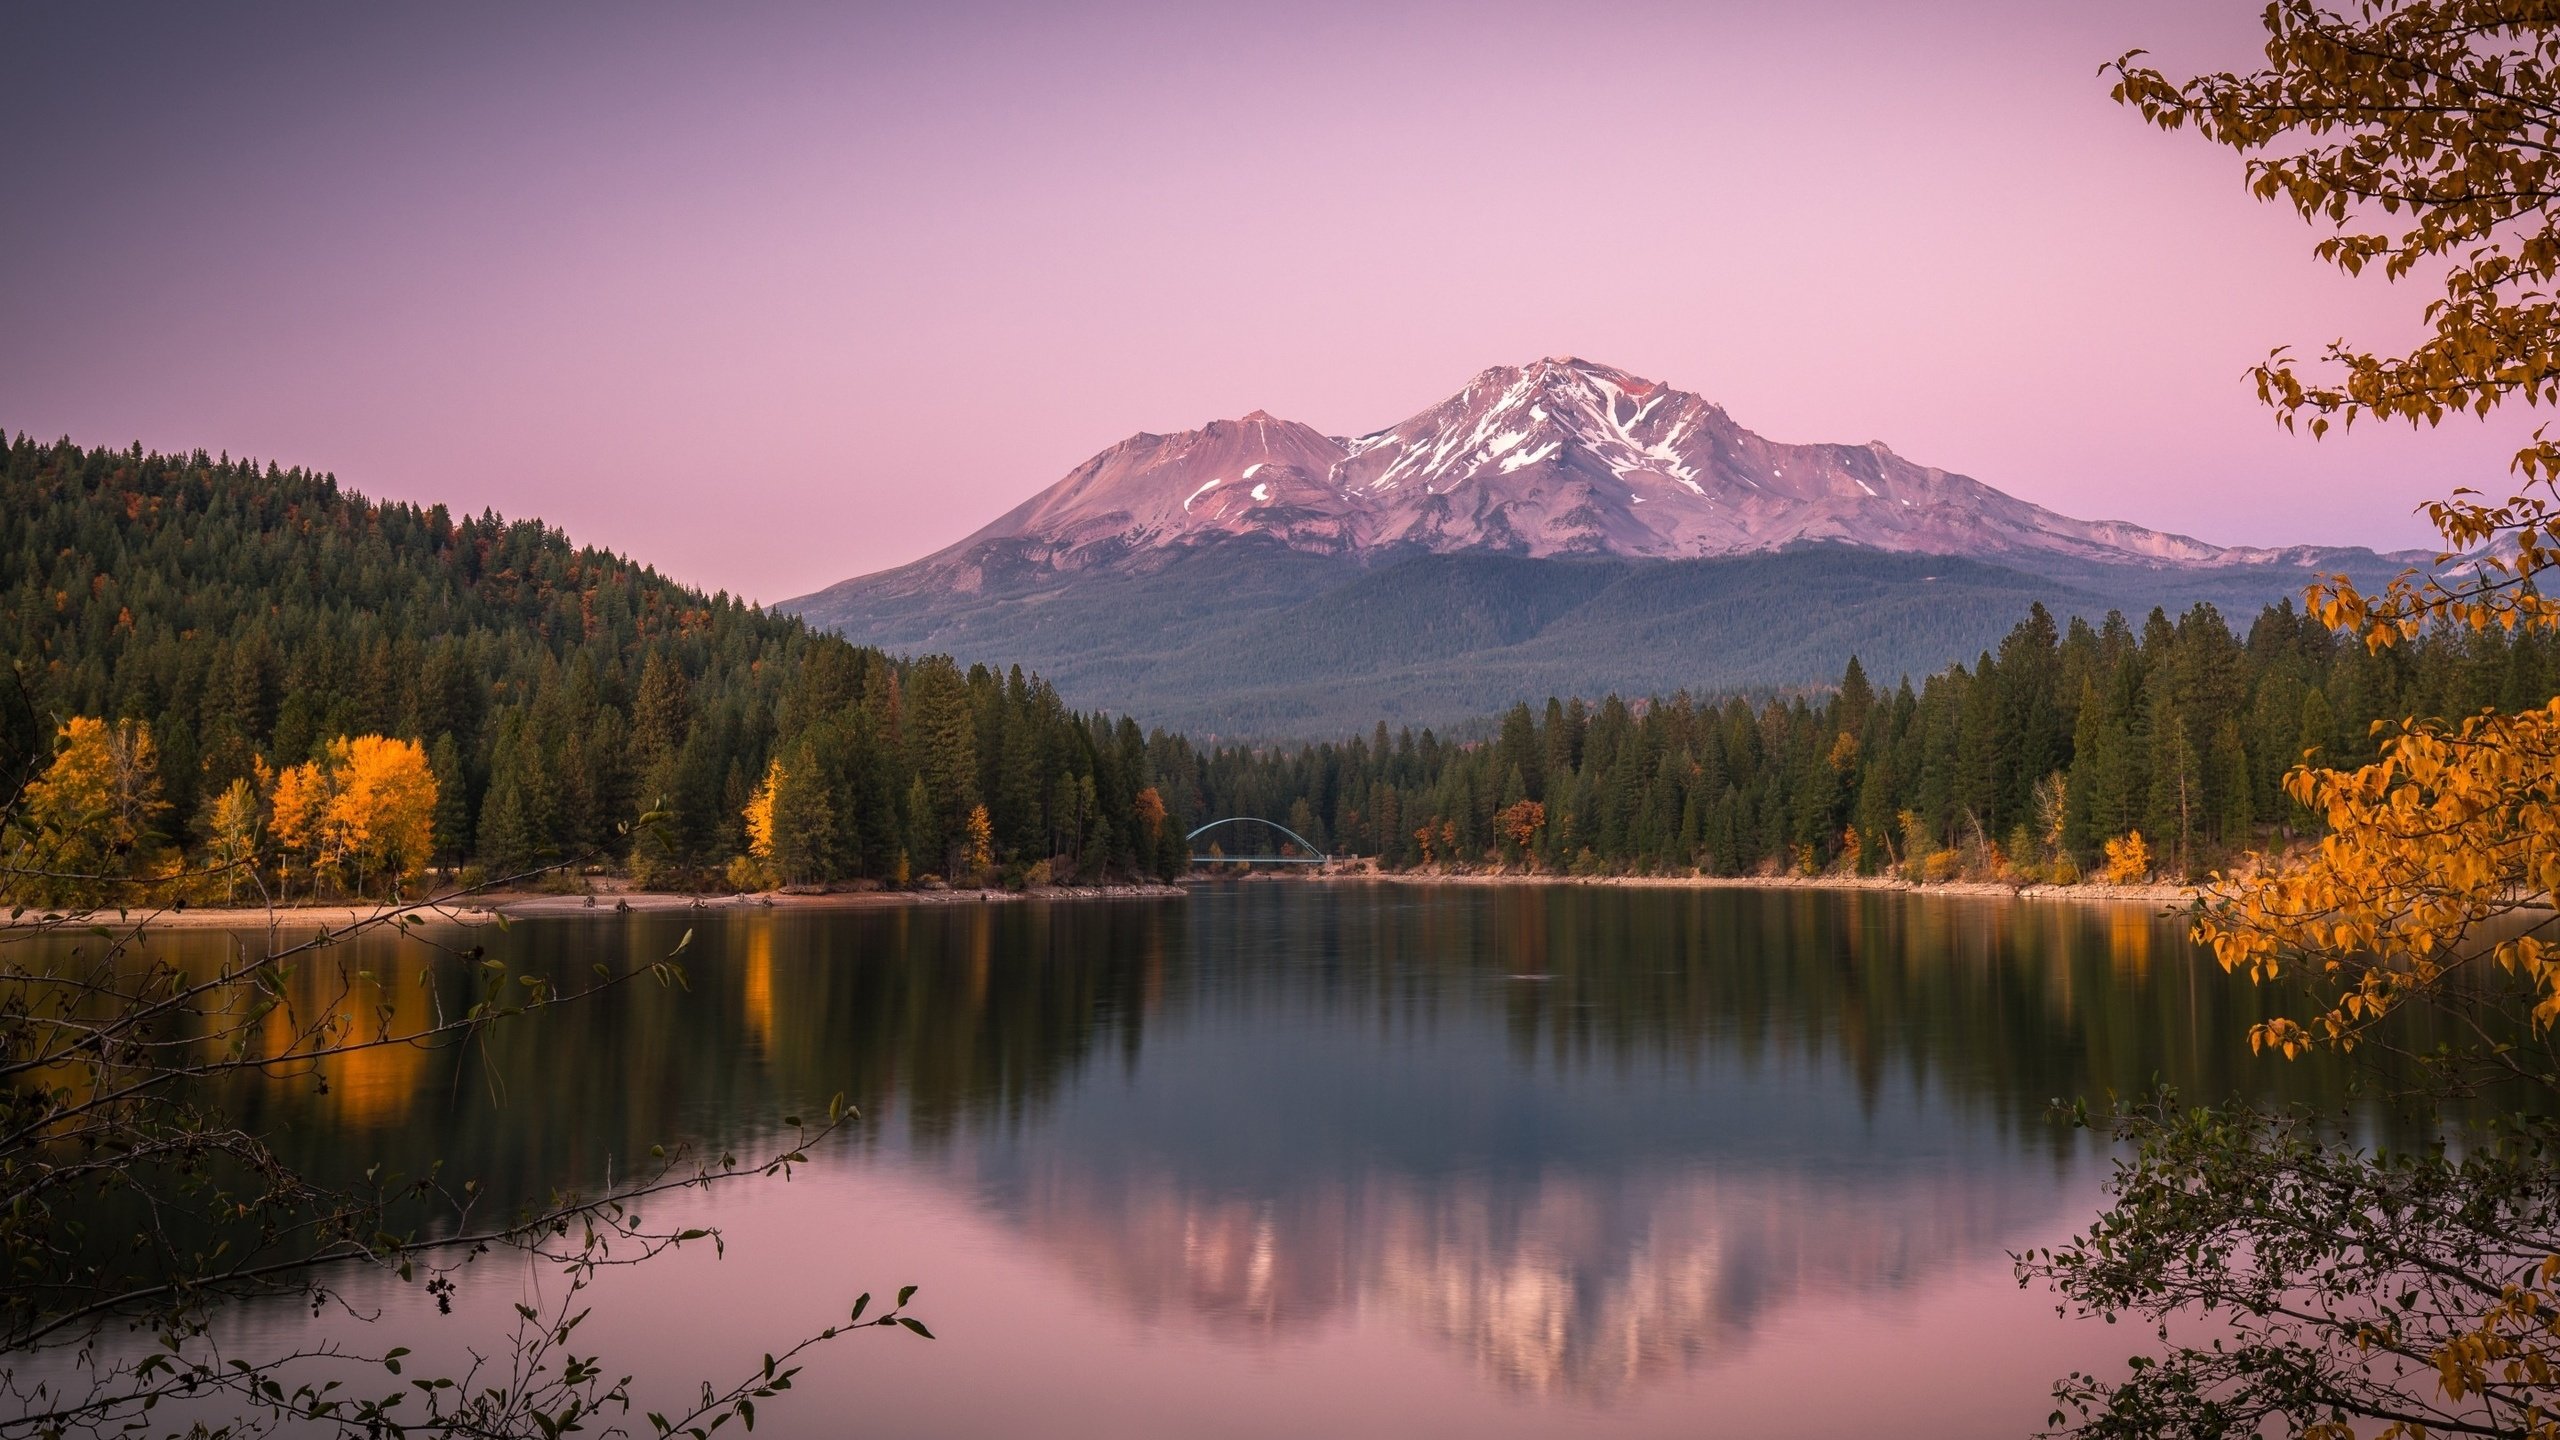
{"left": 0, "top": 435, "right": 1188, "bottom": 896}
{"left": 1188, "top": 597, "right": 2560, "bottom": 882}
{"left": 9, "top": 431, "right": 2555, "bottom": 897}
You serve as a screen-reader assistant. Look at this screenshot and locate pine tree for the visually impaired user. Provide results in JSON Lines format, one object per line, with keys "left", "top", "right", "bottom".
{"left": 767, "top": 746, "right": 837, "bottom": 886}
{"left": 1836, "top": 655, "right": 1876, "bottom": 738}
{"left": 633, "top": 650, "right": 691, "bottom": 772}
{"left": 904, "top": 774, "right": 938, "bottom": 879}
{"left": 2209, "top": 717, "right": 2252, "bottom": 844}
{"left": 429, "top": 732, "right": 469, "bottom": 867}
{"left": 475, "top": 767, "right": 535, "bottom": 875}
{"left": 905, "top": 659, "right": 977, "bottom": 872}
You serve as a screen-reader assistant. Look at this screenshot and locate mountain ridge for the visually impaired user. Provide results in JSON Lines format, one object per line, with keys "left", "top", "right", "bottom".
{"left": 783, "top": 357, "right": 2434, "bottom": 737}
{"left": 795, "top": 356, "right": 2427, "bottom": 615}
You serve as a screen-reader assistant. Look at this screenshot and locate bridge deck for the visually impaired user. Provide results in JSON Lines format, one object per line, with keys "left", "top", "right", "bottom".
{"left": 1186, "top": 816, "right": 1330, "bottom": 867}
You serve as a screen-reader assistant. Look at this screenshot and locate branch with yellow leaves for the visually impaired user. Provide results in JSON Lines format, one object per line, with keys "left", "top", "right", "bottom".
{"left": 2197, "top": 701, "right": 2560, "bottom": 1073}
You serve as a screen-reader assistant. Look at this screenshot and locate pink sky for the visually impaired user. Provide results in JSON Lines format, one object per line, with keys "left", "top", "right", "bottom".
{"left": 2, "top": 0, "right": 2532, "bottom": 602}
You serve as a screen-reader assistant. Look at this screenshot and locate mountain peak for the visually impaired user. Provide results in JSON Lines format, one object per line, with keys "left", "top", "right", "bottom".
{"left": 1530, "top": 353, "right": 1624, "bottom": 375}
{"left": 827, "top": 356, "right": 2328, "bottom": 598}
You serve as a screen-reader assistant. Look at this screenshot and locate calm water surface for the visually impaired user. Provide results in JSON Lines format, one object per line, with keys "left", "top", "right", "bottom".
{"left": 67, "top": 884, "right": 2362, "bottom": 1437}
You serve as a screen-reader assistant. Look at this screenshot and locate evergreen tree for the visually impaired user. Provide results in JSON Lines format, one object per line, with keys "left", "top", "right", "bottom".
{"left": 429, "top": 732, "right": 469, "bottom": 867}
{"left": 766, "top": 745, "right": 837, "bottom": 885}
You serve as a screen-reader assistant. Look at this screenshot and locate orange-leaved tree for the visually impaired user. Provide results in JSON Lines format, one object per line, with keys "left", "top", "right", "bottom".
{"left": 744, "top": 756, "right": 783, "bottom": 874}
{"left": 1495, "top": 799, "right": 1547, "bottom": 861}
{"left": 2, "top": 716, "right": 168, "bottom": 904}
{"left": 2026, "top": 8, "right": 2560, "bottom": 1439}
{"left": 268, "top": 736, "right": 438, "bottom": 899}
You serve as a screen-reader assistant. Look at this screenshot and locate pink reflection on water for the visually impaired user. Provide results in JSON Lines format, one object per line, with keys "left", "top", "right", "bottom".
{"left": 236, "top": 1154, "right": 2118, "bottom": 1439}
{"left": 984, "top": 1154, "right": 2070, "bottom": 1402}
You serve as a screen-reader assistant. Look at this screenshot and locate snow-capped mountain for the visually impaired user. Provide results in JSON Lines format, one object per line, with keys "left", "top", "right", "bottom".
{"left": 1325, "top": 358, "right": 2260, "bottom": 564}
{"left": 820, "top": 358, "right": 2391, "bottom": 602}
{"left": 960, "top": 408, "right": 1360, "bottom": 567}
{"left": 783, "top": 356, "right": 2425, "bottom": 737}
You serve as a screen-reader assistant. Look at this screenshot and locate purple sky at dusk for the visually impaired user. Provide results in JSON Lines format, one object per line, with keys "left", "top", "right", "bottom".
{"left": 3, "top": 1, "right": 2535, "bottom": 603}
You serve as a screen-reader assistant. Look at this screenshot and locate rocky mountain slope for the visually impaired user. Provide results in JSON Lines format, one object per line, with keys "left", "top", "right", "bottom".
{"left": 785, "top": 358, "right": 2426, "bottom": 737}
{"left": 806, "top": 357, "right": 2405, "bottom": 610}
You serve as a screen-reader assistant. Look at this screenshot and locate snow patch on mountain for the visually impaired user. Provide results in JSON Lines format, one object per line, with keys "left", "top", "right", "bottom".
{"left": 808, "top": 356, "right": 2426, "bottom": 603}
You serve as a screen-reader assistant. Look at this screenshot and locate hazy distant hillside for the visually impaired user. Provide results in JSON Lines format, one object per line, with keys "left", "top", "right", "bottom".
{"left": 802, "top": 536, "right": 2413, "bottom": 738}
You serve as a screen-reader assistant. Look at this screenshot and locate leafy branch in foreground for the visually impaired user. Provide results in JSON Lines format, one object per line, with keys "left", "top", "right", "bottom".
{"left": 1, "top": 859, "right": 924, "bottom": 1438}
{"left": 2114, "top": 0, "right": 2560, "bottom": 648}
{"left": 2021, "top": 6, "right": 2560, "bottom": 1437}
{"left": 2028, "top": 1095, "right": 2557, "bottom": 1440}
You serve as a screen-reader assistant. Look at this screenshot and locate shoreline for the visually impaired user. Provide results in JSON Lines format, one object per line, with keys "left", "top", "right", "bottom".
{"left": 1277, "top": 868, "right": 2202, "bottom": 906}
{"left": 2, "top": 871, "right": 2202, "bottom": 933}
{"left": 1, "top": 882, "right": 1189, "bottom": 934}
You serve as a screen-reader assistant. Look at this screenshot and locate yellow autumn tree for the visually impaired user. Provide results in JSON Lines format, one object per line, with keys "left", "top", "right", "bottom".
{"left": 744, "top": 758, "right": 782, "bottom": 866}
{"left": 268, "top": 755, "right": 337, "bottom": 897}
{"left": 963, "top": 803, "right": 994, "bottom": 883}
{"left": 7, "top": 716, "right": 168, "bottom": 904}
{"left": 204, "top": 775, "right": 265, "bottom": 903}
{"left": 2100, "top": 831, "right": 2151, "bottom": 886}
{"left": 741, "top": 747, "right": 834, "bottom": 888}
{"left": 265, "top": 737, "right": 437, "bottom": 898}
{"left": 1826, "top": 731, "right": 1859, "bottom": 774}
{"left": 331, "top": 736, "right": 437, "bottom": 895}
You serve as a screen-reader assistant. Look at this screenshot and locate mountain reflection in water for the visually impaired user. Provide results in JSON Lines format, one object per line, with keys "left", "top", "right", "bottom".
{"left": 49, "top": 883, "right": 2389, "bottom": 1436}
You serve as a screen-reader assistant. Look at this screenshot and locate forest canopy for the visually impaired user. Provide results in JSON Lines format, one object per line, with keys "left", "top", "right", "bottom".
{"left": 11, "top": 429, "right": 2560, "bottom": 904}
{"left": 1190, "top": 597, "right": 2560, "bottom": 883}
{"left": 0, "top": 434, "right": 1189, "bottom": 901}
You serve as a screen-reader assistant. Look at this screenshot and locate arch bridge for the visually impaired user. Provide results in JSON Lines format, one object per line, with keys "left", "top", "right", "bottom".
{"left": 1187, "top": 817, "right": 1330, "bottom": 867}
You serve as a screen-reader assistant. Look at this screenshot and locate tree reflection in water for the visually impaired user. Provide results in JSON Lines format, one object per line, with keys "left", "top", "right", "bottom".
{"left": 51, "top": 884, "right": 2434, "bottom": 1414}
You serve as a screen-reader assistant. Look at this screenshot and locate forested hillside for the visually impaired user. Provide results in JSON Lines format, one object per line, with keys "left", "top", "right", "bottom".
{"left": 0, "top": 435, "right": 1188, "bottom": 898}
{"left": 11, "top": 431, "right": 2544, "bottom": 898}
{"left": 792, "top": 534, "right": 2419, "bottom": 738}
{"left": 1189, "top": 598, "right": 2560, "bottom": 882}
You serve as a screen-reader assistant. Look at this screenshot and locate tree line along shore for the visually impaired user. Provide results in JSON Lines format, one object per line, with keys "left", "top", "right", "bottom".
{"left": 7, "top": 434, "right": 2554, "bottom": 909}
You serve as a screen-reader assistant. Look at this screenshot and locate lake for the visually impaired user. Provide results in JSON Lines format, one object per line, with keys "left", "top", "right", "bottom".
{"left": 47, "top": 883, "right": 2358, "bottom": 1438}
